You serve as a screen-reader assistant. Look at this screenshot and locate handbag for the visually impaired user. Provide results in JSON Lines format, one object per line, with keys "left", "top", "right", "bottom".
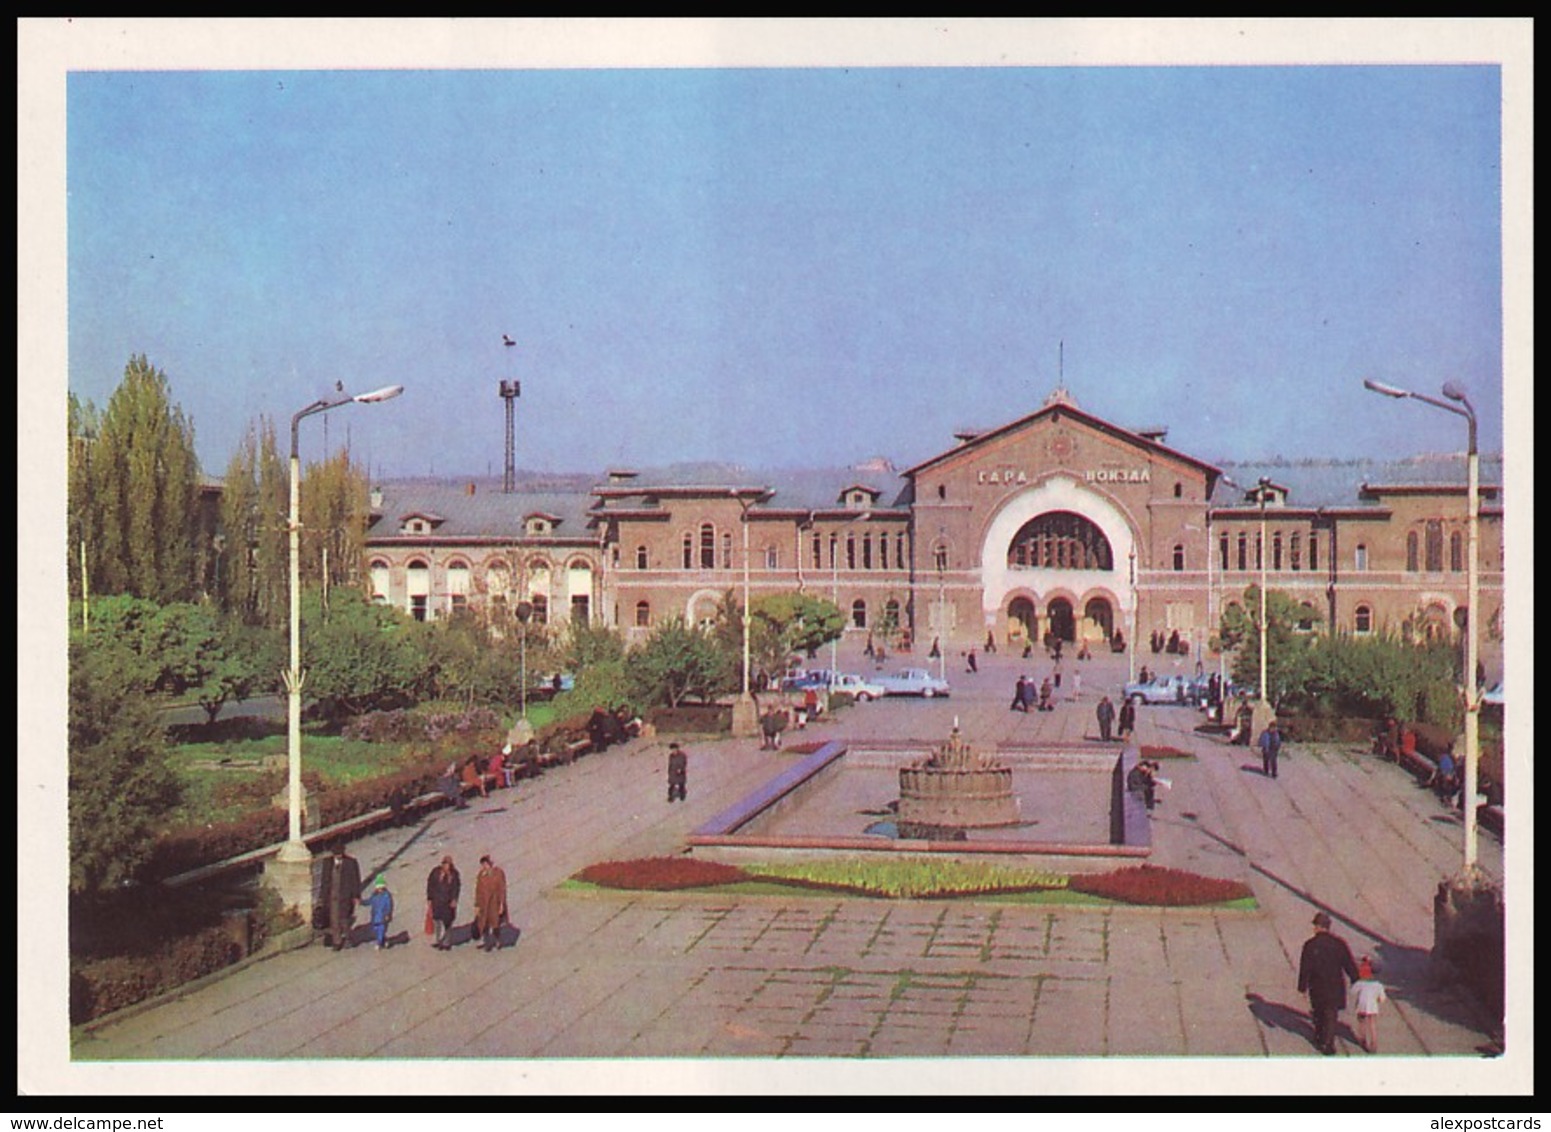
{"left": 424, "top": 908, "right": 435, "bottom": 936}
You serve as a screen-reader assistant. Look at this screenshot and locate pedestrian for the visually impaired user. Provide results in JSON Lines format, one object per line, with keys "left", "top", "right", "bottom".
{"left": 1038, "top": 676, "right": 1053, "bottom": 712}
{"left": 1096, "top": 694, "right": 1116, "bottom": 742}
{"left": 1126, "top": 757, "right": 1156, "bottom": 811}
{"left": 1352, "top": 957, "right": 1387, "bottom": 1053}
{"left": 426, "top": 855, "right": 461, "bottom": 950}
{"left": 928, "top": 637, "right": 941, "bottom": 659}
{"left": 1072, "top": 670, "right": 1082, "bottom": 700}
{"left": 667, "top": 742, "right": 688, "bottom": 802}
{"left": 1259, "top": 718, "right": 1283, "bottom": 779}
{"left": 985, "top": 630, "right": 997, "bottom": 655}
{"left": 1020, "top": 675, "right": 1038, "bottom": 713}
{"left": 1298, "top": 911, "right": 1360, "bottom": 1055}
{"left": 320, "top": 844, "right": 362, "bottom": 951}
{"left": 966, "top": 649, "right": 978, "bottom": 674}
{"left": 1010, "top": 674, "right": 1027, "bottom": 712}
{"left": 864, "top": 632, "right": 875, "bottom": 658}
{"left": 1053, "top": 663, "right": 1063, "bottom": 691}
{"left": 365, "top": 875, "right": 395, "bottom": 950}
{"left": 1117, "top": 696, "right": 1137, "bottom": 740}
{"left": 473, "top": 854, "right": 509, "bottom": 953}
{"left": 1021, "top": 640, "right": 1033, "bottom": 659}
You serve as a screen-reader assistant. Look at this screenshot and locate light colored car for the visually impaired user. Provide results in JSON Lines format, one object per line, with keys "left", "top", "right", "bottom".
{"left": 832, "top": 673, "right": 888, "bottom": 702}
{"left": 1123, "top": 674, "right": 1201, "bottom": 705}
{"left": 876, "top": 668, "right": 951, "bottom": 698}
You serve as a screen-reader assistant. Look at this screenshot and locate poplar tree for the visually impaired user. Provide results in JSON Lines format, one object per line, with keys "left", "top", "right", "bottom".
{"left": 219, "top": 419, "right": 288, "bottom": 627}
{"left": 299, "top": 449, "right": 370, "bottom": 603}
{"left": 87, "top": 356, "right": 201, "bottom": 603}
{"left": 67, "top": 392, "right": 101, "bottom": 604}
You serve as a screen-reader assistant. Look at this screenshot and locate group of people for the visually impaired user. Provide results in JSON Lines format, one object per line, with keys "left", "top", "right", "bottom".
{"left": 317, "top": 846, "right": 510, "bottom": 954}
{"left": 1149, "top": 628, "right": 1187, "bottom": 656}
{"left": 1094, "top": 693, "right": 1136, "bottom": 742}
{"left": 1009, "top": 673, "right": 1056, "bottom": 713}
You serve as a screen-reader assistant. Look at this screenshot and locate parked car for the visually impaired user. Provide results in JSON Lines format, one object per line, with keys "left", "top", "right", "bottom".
{"left": 781, "top": 669, "right": 834, "bottom": 692}
{"left": 529, "top": 672, "right": 575, "bottom": 701}
{"left": 1123, "top": 673, "right": 1202, "bottom": 706}
{"left": 876, "top": 668, "right": 951, "bottom": 698}
{"left": 831, "top": 673, "right": 888, "bottom": 702}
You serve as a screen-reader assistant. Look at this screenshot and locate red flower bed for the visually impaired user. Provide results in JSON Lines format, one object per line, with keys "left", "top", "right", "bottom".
{"left": 575, "top": 857, "right": 750, "bottom": 891}
{"left": 1068, "top": 865, "right": 1252, "bottom": 906}
{"left": 1140, "top": 745, "right": 1192, "bottom": 760}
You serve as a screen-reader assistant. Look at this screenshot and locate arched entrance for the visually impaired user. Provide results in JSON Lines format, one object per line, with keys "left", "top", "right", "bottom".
{"left": 1047, "top": 597, "right": 1076, "bottom": 642}
{"left": 1083, "top": 596, "right": 1114, "bottom": 641}
{"left": 1008, "top": 596, "right": 1036, "bottom": 641}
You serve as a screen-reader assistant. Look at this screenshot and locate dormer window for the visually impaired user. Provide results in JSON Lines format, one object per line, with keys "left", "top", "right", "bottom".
{"left": 398, "top": 511, "right": 445, "bottom": 536}
{"left": 524, "top": 512, "right": 560, "bottom": 537}
{"left": 840, "top": 484, "right": 881, "bottom": 510}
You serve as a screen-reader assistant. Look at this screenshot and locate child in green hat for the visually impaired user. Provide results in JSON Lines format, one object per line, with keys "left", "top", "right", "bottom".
{"left": 365, "top": 875, "right": 395, "bottom": 950}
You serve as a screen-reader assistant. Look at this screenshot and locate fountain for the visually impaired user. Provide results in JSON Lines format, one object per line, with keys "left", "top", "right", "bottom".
{"left": 896, "top": 719, "right": 1021, "bottom": 840}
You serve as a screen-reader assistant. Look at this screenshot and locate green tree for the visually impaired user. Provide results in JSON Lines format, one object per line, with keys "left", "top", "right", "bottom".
{"left": 629, "top": 617, "right": 735, "bottom": 708}
{"left": 299, "top": 449, "right": 370, "bottom": 606}
{"left": 86, "top": 356, "right": 202, "bottom": 603}
{"left": 219, "top": 419, "right": 288, "bottom": 627}
{"left": 68, "top": 639, "right": 181, "bottom": 895}
{"left": 300, "top": 587, "right": 428, "bottom": 720}
{"left": 150, "top": 603, "right": 280, "bottom": 722}
{"left": 67, "top": 393, "right": 101, "bottom": 607}
{"left": 1217, "top": 585, "right": 1318, "bottom": 709}
{"left": 563, "top": 619, "right": 626, "bottom": 673}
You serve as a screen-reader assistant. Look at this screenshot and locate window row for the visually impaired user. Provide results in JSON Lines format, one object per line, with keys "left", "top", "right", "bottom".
{"left": 630, "top": 596, "right": 903, "bottom": 632}
{"left": 368, "top": 558, "right": 592, "bottom": 623}
{"left": 1405, "top": 523, "right": 1466, "bottom": 573}
{"left": 1216, "top": 530, "right": 1320, "bottom": 573}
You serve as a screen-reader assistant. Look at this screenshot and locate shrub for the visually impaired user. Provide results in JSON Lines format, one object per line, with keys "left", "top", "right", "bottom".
{"left": 70, "top": 919, "right": 248, "bottom": 1024}
{"left": 647, "top": 704, "right": 732, "bottom": 734}
{"left": 146, "top": 810, "right": 288, "bottom": 880}
{"left": 1138, "top": 745, "right": 1192, "bottom": 760}
{"left": 1068, "top": 864, "right": 1252, "bottom": 906}
{"left": 575, "top": 857, "right": 750, "bottom": 891}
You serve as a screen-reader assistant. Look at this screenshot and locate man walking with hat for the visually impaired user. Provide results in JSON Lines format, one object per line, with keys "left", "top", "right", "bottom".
{"left": 1298, "top": 910, "right": 1359, "bottom": 1055}
{"left": 1259, "top": 718, "right": 1284, "bottom": 779}
{"left": 667, "top": 742, "right": 688, "bottom": 803}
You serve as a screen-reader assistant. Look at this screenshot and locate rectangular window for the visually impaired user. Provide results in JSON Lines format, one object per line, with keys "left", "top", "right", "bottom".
{"left": 1355, "top": 545, "right": 1368, "bottom": 572}
{"left": 1290, "top": 533, "right": 1301, "bottom": 572}
{"left": 862, "top": 533, "right": 873, "bottom": 570}
{"left": 880, "top": 534, "right": 889, "bottom": 570}
{"left": 812, "top": 532, "right": 822, "bottom": 570}
{"left": 1255, "top": 533, "right": 1263, "bottom": 571}
{"left": 636, "top": 545, "right": 648, "bottom": 570}
{"left": 1309, "top": 533, "right": 1319, "bottom": 572}
{"left": 1273, "top": 532, "right": 1282, "bottom": 571}
{"left": 1219, "top": 532, "right": 1229, "bottom": 572}
{"left": 765, "top": 546, "right": 778, "bottom": 570}
{"left": 410, "top": 594, "right": 428, "bottom": 622}
{"left": 1236, "top": 533, "right": 1247, "bottom": 572}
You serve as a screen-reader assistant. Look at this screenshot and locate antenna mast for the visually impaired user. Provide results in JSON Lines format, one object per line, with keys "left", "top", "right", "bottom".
{"left": 499, "top": 333, "right": 520, "bottom": 493}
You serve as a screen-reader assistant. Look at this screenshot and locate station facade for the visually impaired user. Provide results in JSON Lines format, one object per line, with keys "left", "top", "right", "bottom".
{"left": 363, "top": 389, "right": 1505, "bottom": 672}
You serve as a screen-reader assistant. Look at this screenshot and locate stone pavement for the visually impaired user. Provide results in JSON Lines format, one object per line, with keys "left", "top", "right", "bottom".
{"left": 72, "top": 643, "right": 1508, "bottom": 1068}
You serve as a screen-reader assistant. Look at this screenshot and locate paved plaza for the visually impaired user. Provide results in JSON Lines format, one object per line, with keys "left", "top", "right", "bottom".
{"left": 71, "top": 644, "right": 1510, "bottom": 1077}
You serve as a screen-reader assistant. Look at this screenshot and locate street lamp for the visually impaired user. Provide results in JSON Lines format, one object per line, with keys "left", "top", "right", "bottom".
{"left": 269, "top": 383, "right": 403, "bottom": 911}
{"left": 730, "top": 491, "right": 759, "bottom": 737}
{"left": 1255, "top": 477, "right": 1273, "bottom": 716}
{"left": 1364, "top": 377, "right": 1481, "bottom": 873}
{"left": 831, "top": 511, "right": 873, "bottom": 682}
{"left": 1127, "top": 547, "right": 1137, "bottom": 685}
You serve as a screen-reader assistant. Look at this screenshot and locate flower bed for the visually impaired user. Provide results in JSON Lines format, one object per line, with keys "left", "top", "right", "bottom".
{"left": 1139, "top": 745, "right": 1192, "bottom": 760}
{"left": 1067, "top": 864, "right": 1253, "bottom": 906}
{"left": 572, "top": 856, "right": 1251, "bottom": 907}
{"left": 574, "top": 857, "right": 748, "bottom": 891}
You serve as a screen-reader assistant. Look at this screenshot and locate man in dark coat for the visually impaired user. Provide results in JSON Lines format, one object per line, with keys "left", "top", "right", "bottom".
{"left": 667, "top": 742, "right": 688, "bottom": 802}
{"left": 1117, "top": 697, "right": 1137, "bottom": 740}
{"left": 425, "top": 855, "right": 461, "bottom": 950}
{"left": 1095, "top": 695, "right": 1116, "bottom": 742}
{"left": 1259, "top": 719, "right": 1284, "bottom": 779}
{"left": 320, "top": 844, "right": 362, "bottom": 951}
{"left": 1298, "top": 911, "right": 1359, "bottom": 1054}
{"left": 1011, "top": 675, "right": 1028, "bottom": 712}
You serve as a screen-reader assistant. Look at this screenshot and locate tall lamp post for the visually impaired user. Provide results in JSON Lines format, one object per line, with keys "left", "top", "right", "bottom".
{"left": 831, "top": 511, "right": 873, "bottom": 682}
{"left": 1364, "top": 378, "right": 1481, "bottom": 874}
{"left": 730, "top": 491, "right": 759, "bottom": 737}
{"left": 267, "top": 383, "right": 404, "bottom": 911}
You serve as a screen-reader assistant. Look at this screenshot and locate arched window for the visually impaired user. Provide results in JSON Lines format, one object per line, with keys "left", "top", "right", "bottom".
{"left": 682, "top": 532, "right": 692, "bottom": 570}
{"left": 1450, "top": 531, "right": 1464, "bottom": 573}
{"left": 700, "top": 523, "right": 715, "bottom": 570}
{"left": 446, "top": 560, "right": 471, "bottom": 615}
{"left": 1406, "top": 531, "right": 1419, "bottom": 572}
{"left": 880, "top": 533, "right": 889, "bottom": 570}
{"left": 1254, "top": 533, "right": 1263, "bottom": 571}
{"left": 1174, "top": 482, "right": 1183, "bottom": 498}
{"left": 1309, "top": 533, "right": 1319, "bottom": 572}
{"left": 765, "top": 545, "right": 778, "bottom": 570}
{"left": 1355, "top": 604, "right": 1372, "bottom": 634}
{"left": 369, "top": 559, "right": 391, "bottom": 604}
{"left": 1219, "top": 531, "right": 1229, "bottom": 572}
{"left": 1237, "top": 533, "right": 1248, "bottom": 571}
{"left": 568, "top": 560, "right": 593, "bottom": 624}
{"left": 1172, "top": 544, "right": 1185, "bottom": 572}
{"left": 862, "top": 533, "right": 873, "bottom": 570}
{"left": 636, "top": 545, "right": 648, "bottom": 570}
{"left": 884, "top": 598, "right": 901, "bottom": 628}
{"left": 846, "top": 532, "right": 856, "bottom": 571}
{"left": 851, "top": 599, "right": 867, "bottom": 629}
{"left": 1355, "top": 543, "right": 1368, "bottom": 572}
{"left": 829, "top": 534, "right": 839, "bottom": 570}
{"left": 896, "top": 533, "right": 907, "bottom": 569}
{"left": 635, "top": 600, "right": 651, "bottom": 628}
{"left": 937, "top": 484, "right": 946, "bottom": 500}
{"left": 407, "top": 559, "right": 430, "bottom": 622}
{"left": 1272, "top": 532, "right": 1283, "bottom": 572}
{"left": 1007, "top": 511, "right": 1114, "bottom": 571}
{"left": 812, "top": 531, "right": 822, "bottom": 569}
{"left": 933, "top": 543, "right": 949, "bottom": 572}
{"left": 1290, "top": 533, "right": 1301, "bottom": 572}
{"left": 1425, "top": 520, "right": 1444, "bottom": 572}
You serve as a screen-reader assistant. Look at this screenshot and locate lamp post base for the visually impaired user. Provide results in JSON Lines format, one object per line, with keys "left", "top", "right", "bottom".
{"left": 730, "top": 693, "right": 759, "bottom": 738}
{"left": 1250, "top": 699, "right": 1277, "bottom": 742}
{"left": 263, "top": 844, "right": 315, "bottom": 916}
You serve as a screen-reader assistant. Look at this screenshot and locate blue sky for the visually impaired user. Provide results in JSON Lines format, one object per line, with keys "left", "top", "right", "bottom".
{"left": 66, "top": 58, "right": 1506, "bottom": 480}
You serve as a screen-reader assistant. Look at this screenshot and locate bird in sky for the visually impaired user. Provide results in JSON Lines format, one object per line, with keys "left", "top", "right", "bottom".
{"left": 502, "top": 334, "right": 516, "bottom": 347}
